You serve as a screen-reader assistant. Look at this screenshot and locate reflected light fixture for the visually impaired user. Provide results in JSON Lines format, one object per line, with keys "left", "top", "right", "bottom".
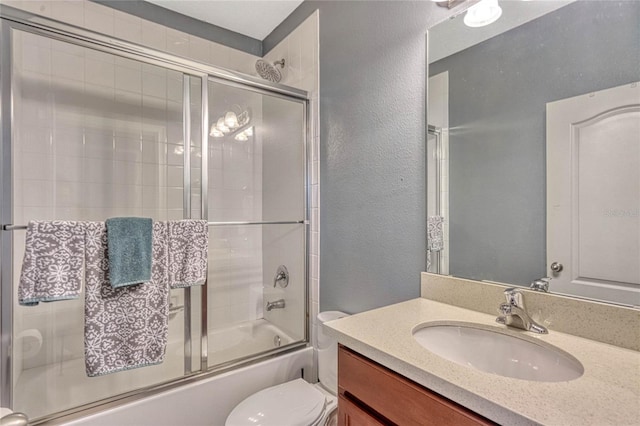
{"left": 216, "top": 117, "right": 230, "bottom": 133}
{"left": 210, "top": 106, "right": 250, "bottom": 138}
{"left": 464, "top": 0, "right": 502, "bottom": 28}
{"left": 234, "top": 126, "right": 253, "bottom": 142}
{"left": 210, "top": 127, "right": 224, "bottom": 137}
{"left": 224, "top": 111, "right": 238, "bottom": 128}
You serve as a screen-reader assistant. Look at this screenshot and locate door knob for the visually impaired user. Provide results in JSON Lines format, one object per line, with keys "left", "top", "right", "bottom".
{"left": 550, "top": 262, "right": 563, "bottom": 273}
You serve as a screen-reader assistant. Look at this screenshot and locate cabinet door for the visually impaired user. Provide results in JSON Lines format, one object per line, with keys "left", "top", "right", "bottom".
{"left": 338, "top": 346, "right": 494, "bottom": 426}
{"left": 338, "top": 395, "right": 386, "bottom": 426}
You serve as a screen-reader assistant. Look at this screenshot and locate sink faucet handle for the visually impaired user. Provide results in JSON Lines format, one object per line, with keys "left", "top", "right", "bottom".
{"left": 498, "top": 302, "right": 512, "bottom": 315}
{"left": 503, "top": 287, "right": 525, "bottom": 308}
{"left": 530, "top": 277, "right": 551, "bottom": 292}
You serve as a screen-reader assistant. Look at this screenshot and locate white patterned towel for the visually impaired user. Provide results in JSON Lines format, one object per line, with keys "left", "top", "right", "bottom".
{"left": 18, "top": 221, "right": 85, "bottom": 306}
{"left": 427, "top": 215, "right": 444, "bottom": 252}
{"left": 167, "top": 220, "right": 208, "bottom": 288}
{"left": 84, "top": 222, "right": 169, "bottom": 377}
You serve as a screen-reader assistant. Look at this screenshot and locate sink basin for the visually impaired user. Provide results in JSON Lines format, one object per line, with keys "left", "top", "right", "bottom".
{"left": 412, "top": 322, "right": 584, "bottom": 382}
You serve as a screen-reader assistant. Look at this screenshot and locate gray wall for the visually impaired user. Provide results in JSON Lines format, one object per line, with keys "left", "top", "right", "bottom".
{"left": 429, "top": 1, "right": 640, "bottom": 285}
{"left": 268, "top": 2, "right": 457, "bottom": 314}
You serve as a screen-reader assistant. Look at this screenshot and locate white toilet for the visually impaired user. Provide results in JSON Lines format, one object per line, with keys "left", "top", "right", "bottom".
{"left": 225, "top": 311, "right": 349, "bottom": 426}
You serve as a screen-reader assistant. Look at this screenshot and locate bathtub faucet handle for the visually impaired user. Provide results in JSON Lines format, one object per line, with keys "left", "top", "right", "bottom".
{"left": 273, "top": 265, "right": 289, "bottom": 288}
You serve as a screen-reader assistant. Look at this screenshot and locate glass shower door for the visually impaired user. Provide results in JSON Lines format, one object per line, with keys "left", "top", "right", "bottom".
{"left": 206, "top": 80, "right": 307, "bottom": 367}
{"left": 426, "top": 126, "right": 449, "bottom": 275}
{"left": 9, "top": 28, "right": 202, "bottom": 420}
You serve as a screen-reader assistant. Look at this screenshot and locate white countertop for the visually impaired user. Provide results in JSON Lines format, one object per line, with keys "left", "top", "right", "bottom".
{"left": 324, "top": 298, "right": 640, "bottom": 426}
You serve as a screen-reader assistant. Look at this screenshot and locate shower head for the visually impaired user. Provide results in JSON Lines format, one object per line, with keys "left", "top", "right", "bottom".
{"left": 255, "top": 59, "right": 285, "bottom": 83}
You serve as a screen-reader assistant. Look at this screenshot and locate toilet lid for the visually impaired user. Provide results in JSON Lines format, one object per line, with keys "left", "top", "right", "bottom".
{"left": 226, "top": 379, "right": 326, "bottom": 426}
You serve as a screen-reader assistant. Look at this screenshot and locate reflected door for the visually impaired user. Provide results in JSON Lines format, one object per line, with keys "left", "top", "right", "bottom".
{"left": 546, "top": 82, "right": 640, "bottom": 305}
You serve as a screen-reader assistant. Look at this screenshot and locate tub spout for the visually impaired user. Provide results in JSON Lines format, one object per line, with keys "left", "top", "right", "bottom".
{"left": 266, "top": 299, "right": 285, "bottom": 311}
{"left": 0, "top": 412, "right": 29, "bottom": 426}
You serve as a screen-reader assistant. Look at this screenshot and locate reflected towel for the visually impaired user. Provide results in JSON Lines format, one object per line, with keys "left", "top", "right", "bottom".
{"left": 18, "top": 221, "right": 85, "bottom": 306}
{"left": 427, "top": 215, "right": 444, "bottom": 252}
{"left": 167, "top": 220, "right": 208, "bottom": 288}
{"left": 84, "top": 221, "right": 169, "bottom": 377}
{"left": 106, "top": 217, "right": 153, "bottom": 288}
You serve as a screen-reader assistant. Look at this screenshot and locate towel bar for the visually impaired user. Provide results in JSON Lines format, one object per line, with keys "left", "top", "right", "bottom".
{"left": 1, "top": 225, "right": 27, "bottom": 231}
{"left": 2, "top": 220, "right": 307, "bottom": 231}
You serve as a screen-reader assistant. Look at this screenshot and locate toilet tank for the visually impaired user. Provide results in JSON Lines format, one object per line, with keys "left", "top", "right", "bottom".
{"left": 316, "top": 311, "right": 349, "bottom": 394}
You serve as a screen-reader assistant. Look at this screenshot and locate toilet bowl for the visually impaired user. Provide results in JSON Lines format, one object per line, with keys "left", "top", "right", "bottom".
{"left": 225, "top": 311, "right": 349, "bottom": 426}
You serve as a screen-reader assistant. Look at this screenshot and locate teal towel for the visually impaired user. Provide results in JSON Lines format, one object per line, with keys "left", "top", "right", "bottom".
{"left": 106, "top": 217, "right": 153, "bottom": 288}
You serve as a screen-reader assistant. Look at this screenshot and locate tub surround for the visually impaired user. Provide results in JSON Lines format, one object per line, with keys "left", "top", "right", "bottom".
{"left": 324, "top": 277, "right": 640, "bottom": 425}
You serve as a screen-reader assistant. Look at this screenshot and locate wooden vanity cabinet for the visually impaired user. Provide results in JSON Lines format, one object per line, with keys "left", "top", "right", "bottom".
{"left": 338, "top": 345, "right": 495, "bottom": 426}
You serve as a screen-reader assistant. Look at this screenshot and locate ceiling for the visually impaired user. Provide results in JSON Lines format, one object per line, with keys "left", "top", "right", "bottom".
{"left": 429, "top": 1, "right": 575, "bottom": 63}
{"left": 144, "top": 0, "right": 304, "bottom": 40}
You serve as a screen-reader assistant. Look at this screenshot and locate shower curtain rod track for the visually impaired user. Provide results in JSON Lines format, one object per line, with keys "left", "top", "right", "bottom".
{"left": 2, "top": 220, "right": 306, "bottom": 231}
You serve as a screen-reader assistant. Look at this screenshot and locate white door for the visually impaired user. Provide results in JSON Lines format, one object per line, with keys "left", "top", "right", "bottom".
{"left": 547, "top": 82, "right": 640, "bottom": 306}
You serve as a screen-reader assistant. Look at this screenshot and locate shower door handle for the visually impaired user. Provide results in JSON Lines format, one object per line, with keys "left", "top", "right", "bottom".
{"left": 169, "top": 303, "right": 185, "bottom": 317}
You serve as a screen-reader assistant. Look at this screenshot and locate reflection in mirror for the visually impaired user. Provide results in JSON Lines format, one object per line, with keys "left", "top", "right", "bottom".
{"left": 427, "top": 0, "right": 640, "bottom": 306}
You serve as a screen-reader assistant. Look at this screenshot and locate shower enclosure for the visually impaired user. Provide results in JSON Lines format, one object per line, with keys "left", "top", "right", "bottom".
{"left": 426, "top": 125, "right": 448, "bottom": 275}
{"left": 0, "top": 7, "right": 309, "bottom": 423}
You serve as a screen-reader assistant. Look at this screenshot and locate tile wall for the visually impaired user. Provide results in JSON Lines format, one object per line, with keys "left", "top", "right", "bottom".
{"left": 9, "top": 29, "right": 195, "bottom": 418}
{"left": 0, "top": 0, "right": 259, "bottom": 75}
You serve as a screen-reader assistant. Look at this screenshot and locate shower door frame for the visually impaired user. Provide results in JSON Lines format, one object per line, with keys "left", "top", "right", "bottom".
{"left": 0, "top": 5, "right": 310, "bottom": 423}
{"left": 427, "top": 124, "right": 443, "bottom": 274}
{"left": 204, "top": 75, "right": 311, "bottom": 373}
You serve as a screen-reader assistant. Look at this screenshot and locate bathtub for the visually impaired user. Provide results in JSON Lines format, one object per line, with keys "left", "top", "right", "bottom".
{"left": 63, "top": 346, "right": 313, "bottom": 425}
{"left": 208, "top": 319, "right": 296, "bottom": 366}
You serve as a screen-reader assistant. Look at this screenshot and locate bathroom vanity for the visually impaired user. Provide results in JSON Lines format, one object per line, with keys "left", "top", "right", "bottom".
{"left": 326, "top": 275, "right": 640, "bottom": 426}
{"left": 338, "top": 345, "right": 493, "bottom": 425}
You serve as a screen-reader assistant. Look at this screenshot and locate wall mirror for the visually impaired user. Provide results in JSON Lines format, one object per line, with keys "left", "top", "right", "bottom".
{"left": 426, "top": 0, "right": 639, "bottom": 306}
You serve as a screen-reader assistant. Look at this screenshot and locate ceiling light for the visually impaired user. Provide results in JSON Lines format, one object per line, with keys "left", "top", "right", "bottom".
{"left": 464, "top": 0, "right": 502, "bottom": 28}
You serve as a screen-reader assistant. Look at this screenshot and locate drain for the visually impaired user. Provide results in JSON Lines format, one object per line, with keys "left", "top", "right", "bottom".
{"left": 274, "top": 335, "right": 282, "bottom": 347}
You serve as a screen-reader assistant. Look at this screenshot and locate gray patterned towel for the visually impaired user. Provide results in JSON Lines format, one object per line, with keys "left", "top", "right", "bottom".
{"left": 167, "top": 220, "right": 208, "bottom": 288}
{"left": 84, "top": 221, "right": 169, "bottom": 377}
{"left": 18, "top": 221, "right": 85, "bottom": 306}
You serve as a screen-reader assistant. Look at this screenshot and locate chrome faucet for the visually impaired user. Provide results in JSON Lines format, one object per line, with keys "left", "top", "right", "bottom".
{"left": 530, "top": 277, "right": 550, "bottom": 293}
{"left": 266, "top": 299, "right": 285, "bottom": 311}
{"left": 496, "top": 288, "right": 548, "bottom": 334}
